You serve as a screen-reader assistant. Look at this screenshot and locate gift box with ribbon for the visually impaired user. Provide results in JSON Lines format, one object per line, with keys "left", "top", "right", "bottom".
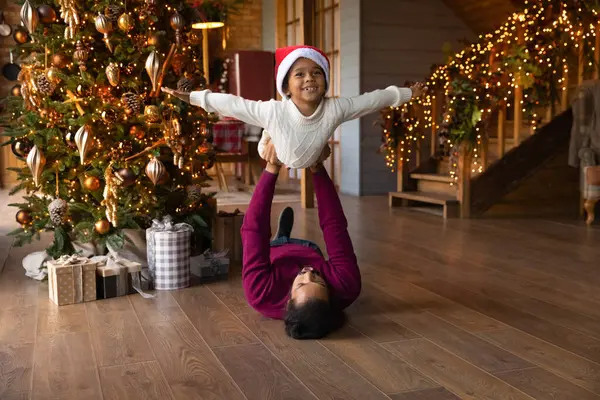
{"left": 91, "top": 252, "right": 153, "bottom": 299}
{"left": 47, "top": 255, "right": 98, "bottom": 306}
{"left": 146, "top": 215, "right": 193, "bottom": 290}
{"left": 213, "top": 209, "right": 244, "bottom": 263}
{"left": 190, "top": 249, "right": 230, "bottom": 279}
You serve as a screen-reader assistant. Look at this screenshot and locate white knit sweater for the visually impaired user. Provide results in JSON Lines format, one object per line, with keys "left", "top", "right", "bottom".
{"left": 190, "top": 86, "right": 413, "bottom": 169}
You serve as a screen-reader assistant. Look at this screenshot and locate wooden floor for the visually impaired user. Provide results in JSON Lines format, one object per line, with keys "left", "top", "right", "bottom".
{"left": 1, "top": 191, "right": 600, "bottom": 400}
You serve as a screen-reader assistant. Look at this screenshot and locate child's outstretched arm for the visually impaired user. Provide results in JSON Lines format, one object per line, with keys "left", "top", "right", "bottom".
{"left": 161, "top": 87, "right": 273, "bottom": 129}
{"left": 337, "top": 82, "right": 427, "bottom": 122}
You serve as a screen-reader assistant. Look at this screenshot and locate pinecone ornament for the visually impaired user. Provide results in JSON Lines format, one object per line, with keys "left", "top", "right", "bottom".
{"left": 177, "top": 77, "right": 195, "bottom": 92}
{"left": 37, "top": 74, "right": 55, "bottom": 96}
{"left": 121, "top": 92, "right": 142, "bottom": 115}
{"left": 104, "top": 5, "right": 122, "bottom": 22}
{"left": 186, "top": 184, "right": 202, "bottom": 203}
{"left": 48, "top": 198, "right": 68, "bottom": 226}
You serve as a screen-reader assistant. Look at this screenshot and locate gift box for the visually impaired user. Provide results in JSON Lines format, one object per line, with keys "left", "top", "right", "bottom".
{"left": 213, "top": 209, "right": 244, "bottom": 263}
{"left": 146, "top": 215, "right": 193, "bottom": 290}
{"left": 190, "top": 249, "right": 230, "bottom": 279}
{"left": 92, "top": 254, "right": 143, "bottom": 299}
{"left": 47, "top": 255, "right": 98, "bottom": 306}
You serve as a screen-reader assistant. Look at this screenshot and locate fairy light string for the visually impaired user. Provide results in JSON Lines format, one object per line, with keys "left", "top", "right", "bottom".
{"left": 381, "top": 0, "right": 598, "bottom": 184}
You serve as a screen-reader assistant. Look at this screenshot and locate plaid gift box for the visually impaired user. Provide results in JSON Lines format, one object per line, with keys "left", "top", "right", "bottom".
{"left": 146, "top": 215, "right": 193, "bottom": 290}
{"left": 190, "top": 249, "right": 230, "bottom": 279}
{"left": 212, "top": 118, "right": 244, "bottom": 153}
{"left": 213, "top": 209, "right": 244, "bottom": 263}
{"left": 47, "top": 255, "right": 98, "bottom": 306}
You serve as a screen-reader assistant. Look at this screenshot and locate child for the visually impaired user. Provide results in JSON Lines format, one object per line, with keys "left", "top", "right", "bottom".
{"left": 161, "top": 45, "right": 427, "bottom": 169}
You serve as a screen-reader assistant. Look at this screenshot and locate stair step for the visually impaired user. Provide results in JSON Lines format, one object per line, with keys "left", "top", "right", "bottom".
{"left": 410, "top": 173, "right": 454, "bottom": 183}
{"left": 389, "top": 191, "right": 460, "bottom": 219}
{"left": 390, "top": 190, "right": 457, "bottom": 204}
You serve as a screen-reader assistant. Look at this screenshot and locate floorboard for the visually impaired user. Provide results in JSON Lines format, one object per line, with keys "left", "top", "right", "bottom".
{"left": 1, "top": 192, "right": 599, "bottom": 399}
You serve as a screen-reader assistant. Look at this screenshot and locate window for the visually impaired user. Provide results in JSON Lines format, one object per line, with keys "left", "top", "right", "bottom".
{"left": 315, "top": 0, "right": 340, "bottom": 187}
{"left": 276, "top": 0, "right": 341, "bottom": 188}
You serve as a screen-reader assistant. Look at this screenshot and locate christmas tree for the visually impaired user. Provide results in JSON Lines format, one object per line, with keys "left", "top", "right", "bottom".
{"left": 1, "top": 0, "right": 243, "bottom": 257}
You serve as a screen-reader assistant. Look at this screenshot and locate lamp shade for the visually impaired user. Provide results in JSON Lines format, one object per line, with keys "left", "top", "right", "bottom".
{"left": 192, "top": 21, "right": 224, "bottom": 29}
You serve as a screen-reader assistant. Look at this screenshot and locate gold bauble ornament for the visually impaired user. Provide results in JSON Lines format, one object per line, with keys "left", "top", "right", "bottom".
{"left": 95, "top": 13, "right": 113, "bottom": 52}
{"left": 75, "top": 125, "right": 92, "bottom": 165}
{"left": 13, "top": 27, "right": 29, "bottom": 44}
{"left": 16, "top": 210, "right": 32, "bottom": 225}
{"left": 145, "top": 157, "right": 165, "bottom": 185}
{"left": 46, "top": 67, "right": 61, "bottom": 84}
{"left": 106, "top": 63, "right": 120, "bottom": 87}
{"left": 129, "top": 124, "right": 145, "bottom": 139}
{"left": 117, "top": 13, "right": 134, "bottom": 32}
{"left": 51, "top": 53, "right": 69, "bottom": 69}
{"left": 94, "top": 219, "right": 111, "bottom": 235}
{"left": 73, "top": 40, "right": 89, "bottom": 71}
{"left": 115, "top": 168, "right": 136, "bottom": 187}
{"left": 101, "top": 109, "right": 117, "bottom": 123}
{"left": 26, "top": 145, "right": 46, "bottom": 187}
{"left": 11, "top": 85, "right": 21, "bottom": 97}
{"left": 83, "top": 176, "right": 101, "bottom": 191}
{"left": 20, "top": 0, "right": 39, "bottom": 35}
{"left": 11, "top": 138, "right": 31, "bottom": 158}
{"left": 64, "top": 129, "right": 77, "bottom": 148}
{"left": 144, "top": 105, "right": 160, "bottom": 123}
{"left": 37, "top": 5, "right": 57, "bottom": 24}
{"left": 145, "top": 51, "right": 161, "bottom": 93}
{"left": 170, "top": 11, "right": 184, "bottom": 30}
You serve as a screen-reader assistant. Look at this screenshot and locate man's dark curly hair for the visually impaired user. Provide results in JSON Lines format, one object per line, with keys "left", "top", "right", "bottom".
{"left": 284, "top": 298, "right": 345, "bottom": 339}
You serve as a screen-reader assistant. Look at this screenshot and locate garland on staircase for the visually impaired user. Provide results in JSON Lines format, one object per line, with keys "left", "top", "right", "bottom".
{"left": 380, "top": 0, "right": 600, "bottom": 176}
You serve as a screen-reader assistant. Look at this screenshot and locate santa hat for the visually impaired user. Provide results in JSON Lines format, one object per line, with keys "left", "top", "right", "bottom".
{"left": 275, "top": 45, "right": 330, "bottom": 98}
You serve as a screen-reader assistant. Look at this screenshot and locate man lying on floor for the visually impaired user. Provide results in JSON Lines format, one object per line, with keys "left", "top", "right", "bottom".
{"left": 241, "top": 140, "right": 362, "bottom": 339}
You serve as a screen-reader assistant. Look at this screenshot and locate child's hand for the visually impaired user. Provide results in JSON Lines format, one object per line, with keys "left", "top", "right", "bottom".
{"left": 161, "top": 87, "right": 191, "bottom": 104}
{"left": 409, "top": 82, "right": 428, "bottom": 98}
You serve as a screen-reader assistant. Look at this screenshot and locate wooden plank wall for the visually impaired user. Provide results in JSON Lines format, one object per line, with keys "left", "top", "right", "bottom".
{"left": 440, "top": 0, "right": 518, "bottom": 35}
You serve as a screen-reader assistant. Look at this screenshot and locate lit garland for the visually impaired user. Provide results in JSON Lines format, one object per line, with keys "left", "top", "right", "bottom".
{"left": 380, "top": 0, "right": 600, "bottom": 181}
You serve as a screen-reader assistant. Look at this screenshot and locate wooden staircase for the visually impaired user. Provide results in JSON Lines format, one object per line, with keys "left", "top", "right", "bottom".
{"left": 386, "top": 0, "right": 595, "bottom": 219}
{"left": 390, "top": 121, "right": 537, "bottom": 218}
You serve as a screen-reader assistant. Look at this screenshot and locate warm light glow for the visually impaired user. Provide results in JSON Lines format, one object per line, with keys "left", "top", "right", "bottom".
{"left": 191, "top": 21, "right": 224, "bottom": 29}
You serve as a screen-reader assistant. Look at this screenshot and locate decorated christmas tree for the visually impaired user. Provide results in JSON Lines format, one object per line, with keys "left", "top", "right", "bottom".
{"left": 1, "top": 0, "right": 243, "bottom": 257}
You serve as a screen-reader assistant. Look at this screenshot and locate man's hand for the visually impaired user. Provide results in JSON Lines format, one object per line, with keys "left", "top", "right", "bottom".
{"left": 409, "top": 82, "right": 428, "bottom": 98}
{"left": 261, "top": 137, "right": 282, "bottom": 166}
{"left": 309, "top": 145, "right": 331, "bottom": 173}
{"left": 161, "top": 87, "right": 191, "bottom": 104}
{"left": 261, "top": 137, "right": 282, "bottom": 175}
{"left": 316, "top": 144, "right": 331, "bottom": 164}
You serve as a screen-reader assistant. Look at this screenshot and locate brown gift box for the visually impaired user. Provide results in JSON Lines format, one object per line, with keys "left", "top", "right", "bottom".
{"left": 47, "top": 255, "right": 98, "bottom": 306}
{"left": 212, "top": 209, "right": 243, "bottom": 263}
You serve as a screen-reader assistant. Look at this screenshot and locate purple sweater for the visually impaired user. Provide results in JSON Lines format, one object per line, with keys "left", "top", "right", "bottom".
{"left": 241, "top": 167, "right": 362, "bottom": 319}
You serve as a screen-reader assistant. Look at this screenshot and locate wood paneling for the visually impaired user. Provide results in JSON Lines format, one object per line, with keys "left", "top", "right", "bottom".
{"left": 441, "top": 0, "right": 519, "bottom": 34}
